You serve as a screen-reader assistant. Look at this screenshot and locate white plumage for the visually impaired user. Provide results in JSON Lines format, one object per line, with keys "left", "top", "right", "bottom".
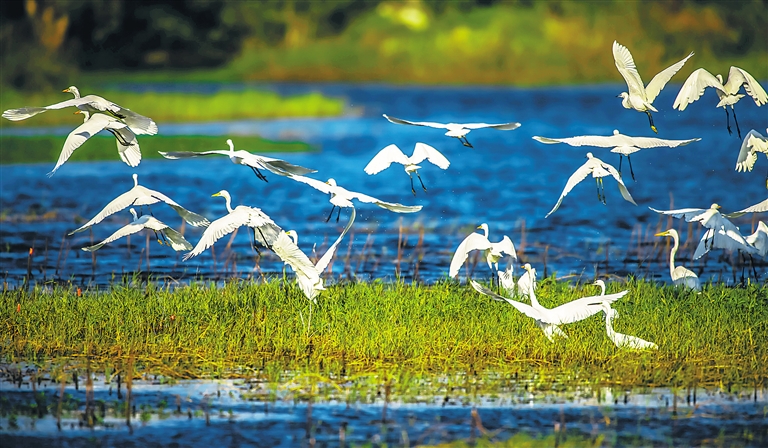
{"left": 654, "top": 229, "right": 700, "bottom": 290}
{"left": 383, "top": 114, "right": 520, "bottom": 148}
{"left": 83, "top": 209, "right": 192, "bottom": 252}
{"left": 449, "top": 223, "right": 517, "bottom": 279}
{"left": 364, "top": 143, "right": 450, "bottom": 194}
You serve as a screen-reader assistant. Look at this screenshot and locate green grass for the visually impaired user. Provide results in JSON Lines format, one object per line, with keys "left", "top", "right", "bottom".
{"left": 0, "top": 135, "right": 313, "bottom": 165}
{"left": 3, "top": 278, "right": 767, "bottom": 389}
{"left": 0, "top": 88, "right": 345, "bottom": 128}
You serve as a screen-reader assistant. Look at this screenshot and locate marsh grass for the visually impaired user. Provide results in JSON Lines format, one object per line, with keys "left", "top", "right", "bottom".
{"left": 3, "top": 278, "right": 766, "bottom": 390}
{"left": 0, "top": 135, "right": 313, "bottom": 165}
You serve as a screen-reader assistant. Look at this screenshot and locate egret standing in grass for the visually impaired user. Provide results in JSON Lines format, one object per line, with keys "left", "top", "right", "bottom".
{"left": 734, "top": 129, "right": 768, "bottom": 187}
{"left": 449, "top": 223, "right": 517, "bottom": 280}
{"left": 364, "top": 143, "right": 450, "bottom": 195}
{"left": 654, "top": 229, "right": 700, "bottom": 290}
{"left": 613, "top": 41, "right": 694, "bottom": 133}
{"left": 673, "top": 67, "right": 767, "bottom": 139}
{"left": 498, "top": 262, "right": 536, "bottom": 299}
{"left": 600, "top": 302, "right": 658, "bottom": 350}
{"left": 546, "top": 153, "right": 636, "bottom": 218}
{"left": 82, "top": 209, "right": 192, "bottom": 252}
{"left": 382, "top": 114, "right": 520, "bottom": 148}
{"left": 533, "top": 130, "right": 701, "bottom": 181}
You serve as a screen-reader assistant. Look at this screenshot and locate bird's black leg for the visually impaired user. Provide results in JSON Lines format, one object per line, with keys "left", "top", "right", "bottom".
{"left": 336, "top": 206, "right": 341, "bottom": 223}
{"left": 731, "top": 106, "right": 742, "bottom": 139}
{"left": 250, "top": 166, "right": 268, "bottom": 182}
{"left": 595, "top": 178, "right": 601, "bottom": 202}
{"left": 158, "top": 230, "right": 170, "bottom": 246}
{"left": 460, "top": 136, "right": 474, "bottom": 148}
{"left": 645, "top": 111, "right": 657, "bottom": 134}
{"left": 750, "top": 254, "right": 759, "bottom": 280}
{"left": 249, "top": 230, "right": 262, "bottom": 255}
{"left": 409, "top": 175, "right": 416, "bottom": 196}
{"left": 416, "top": 172, "right": 427, "bottom": 192}
{"left": 325, "top": 205, "right": 336, "bottom": 223}
{"left": 725, "top": 107, "right": 732, "bottom": 135}
{"left": 151, "top": 230, "right": 163, "bottom": 245}
{"left": 618, "top": 155, "right": 623, "bottom": 176}
{"left": 257, "top": 228, "right": 273, "bottom": 252}
{"left": 628, "top": 155, "right": 636, "bottom": 181}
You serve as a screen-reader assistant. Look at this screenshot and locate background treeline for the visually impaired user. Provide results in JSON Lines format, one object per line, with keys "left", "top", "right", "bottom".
{"left": 2, "top": 0, "right": 766, "bottom": 90}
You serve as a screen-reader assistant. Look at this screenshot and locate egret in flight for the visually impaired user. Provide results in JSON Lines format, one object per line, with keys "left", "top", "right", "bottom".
{"left": 533, "top": 130, "right": 701, "bottom": 181}
{"left": 159, "top": 139, "right": 316, "bottom": 182}
{"left": 69, "top": 173, "right": 209, "bottom": 235}
{"left": 654, "top": 229, "right": 700, "bottom": 290}
{"left": 288, "top": 175, "right": 422, "bottom": 222}
{"left": 734, "top": 129, "right": 768, "bottom": 187}
{"left": 725, "top": 198, "right": 768, "bottom": 218}
{"left": 613, "top": 41, "right": 694, "bottom": 133}
{"left": 746, "top": 222, "right": 768, "bottom": 258}
{"left": 183, "top": 190, "right": 281, "bottom": 261}
{"left": 82, "top": 209, "right": 192, "bottom": 252}
{"left": 382, "top": 114, "right": 520, "bottom": 148}
{"left": 2, "top": 86, "right": 158, "bottom": 135}
{"left": 546, "top": 153, "right": 636, "bottom": 218}
{"left": 363, "top": 143, "right": 450, "bottom": 195}
{"left": 449, "top": 223, "right": 517, "bottom": 280}
{"left": 650, "top": 204, "right": 750, "bottom": 258}
{"left": 673, "top": 67, "right": 767, "bottom": 139}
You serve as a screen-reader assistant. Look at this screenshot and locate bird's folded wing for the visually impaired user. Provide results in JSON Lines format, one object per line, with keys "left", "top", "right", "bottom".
{"left": 548, "top": 290, "right": 628, "bottom": 325}
{"left": 449, "top": 232, "right": 492, "bottom": 278}
{"left": 726, "top": 67, "right": 768, "bottom": 105}
{"left": 183, "top": 211, "right": 253, "bottom": 260}
{"left": 158, "top": 150, "right": 229, "bottom": 159}
{"left": 463, "top": 122, "right": 521, "bottom": 130}
{"left": 724, "top": 198, "right": 768, "bottom": 218}
{"left": 364, "top": 144, "right": 409, "bottom": 174}
{"left": 82, "top": 221, "right": 147, "bottom": 252}
{"left": 605, "top": 164, "right": 637, "bottom": 205}
{"left": 470, "top": 280, "right": 543, "bottom": 320}
{"left": 673, "top": 68, "right": 724, "bottom": 111}
{"left": 546, "top": 162, "right": 593, "bottom": 218}
{"left": 413, "top": 142, "right": 451, "bottom": 169}
{"left": 48, "top": 114, "right": 114, "bottom": 176}
{"left": 316, "top": 207, "right": 356, "bottom": 274}
{"left": 612, "top": 41, "right": 646, "bottom": 98}
{"left": 383, "top": 114, "right": 447, "bottom": 129}
{"left": 645, "top": 51, "right": 694, "bottom": 103}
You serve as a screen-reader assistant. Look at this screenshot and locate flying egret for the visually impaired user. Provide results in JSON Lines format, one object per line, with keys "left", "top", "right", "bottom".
{"left": 82, "top": 209, "right": 192, "bottom": 252}
{"left": 654, "top": 229, "right": 700, "bottom": 290}
{"left": 725, "top": 198, "right": 768, "bottom": 218}
{"left": 2, "top": 86, "right": 158, "bottom": 135}
{"left": 183, "top": 190, "right": 281, "bottom": 261}
{"left": 673, "top": 67, "right": 767, "bottom": 139}
{"left": 745, "top": 222, "right": 768, "bottom": 258}
{"left": 734, "top": 129, "right": 768, "bottom": 187}
{"left": 533, "top": 130, "right": 701, "bottom": 181}
{"left": 449, "top": 223, "right": 517, "bottom": 280}
{"left": 382, "top": 114, "right": 520, "bottom": 148}
{"left": 69, "top": 173, "right": 209, "bottom": 235}
{"left": 287, "top": 175, "right": 422, "bottom": 222}
{"left": 546, "top": 153, "right": 636, "bottom": 218}
{"left": 470, "top": 275, "right": 629, "bottom": 342}
{"left": 363, "top": 143, "right": 450, "bottom": 195}
{"left": 49, "top": 111, "right": 141, "bottom": 177}
{"left": 650, "top": 204, "right": 749, "bottom": 256}
{"left": 613, "top": 41, "right": 694, "bottom": 133}
{"left": 159, "top": 139, "right": 316, "bottom": 182}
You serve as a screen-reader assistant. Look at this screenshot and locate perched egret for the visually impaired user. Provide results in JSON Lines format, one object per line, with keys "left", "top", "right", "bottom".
{"left": 650, "top": 204, "right": 750, "bottom": 258}
{"left": 745, "top": 222, "right": 768, "bottom": 258}
{"left": 82, "top": 209, "right": 192, "bottom": 252}
{"left": 654, "top": 229, "right": 700, "bottom": 290}
{"left": 183, "top": 190, "right": 281, "bottom": 261}
{"left": 449, "top": 223, "right": 517, "bottom": 279}
{"left": 673, "top": 67, "right": 767, "bottom": 139}
{"left": 613, "top": 41, "right": 694, "bottom": 133}
{"left": 734, "top": 129, "right": 768, "bottom": 187}
{"left": 49, "top": 111, "right": 140, "bottom": 176}
{"left": 725, "top": 198, "right": 768, "bottom": 218}
{"left": 69, "top": 174, "right": 209, "bottom": 235}
{"left": 288, "top": 175, "right": 422, "bottom": 222}
{"left": 363, "top": 143, "right": 450, "bottom": 195}
{"left": 533, "top": 130, "right": 700, "bottom": 181}
{"left": 382, "top": 114, "right": 520, "bottom": 148}
{"left": 600, "top": 303, "right": 658, "bottom": 350}
{"left": 2, "top": 86, "right": 158, "bottom": 135}
{"left": 546, "top": 153, "right": 636, "bottom": 218}
{"left": 159, "top": 139, "right": 316, "bottom": 182}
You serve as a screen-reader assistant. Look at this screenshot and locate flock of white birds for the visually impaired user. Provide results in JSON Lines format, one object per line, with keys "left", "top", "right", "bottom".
{"left": 3, "top": 41, "right": 767, "bottom": 349}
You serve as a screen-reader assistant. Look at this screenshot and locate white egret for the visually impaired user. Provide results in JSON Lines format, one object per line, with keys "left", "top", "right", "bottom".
{"left": 382, "top": 114, "right": 520, "bottom": 148}
{"left": 725, "top": 198, "right": 768, "bottom": 218}
{"left": 449, "top": 223, "right": 517, "bottom": 279}
{"left": 601, "top": 303, "right": 658, "bottom": 351}
{"left": 183, "top": 190, "right": 281, "bottom": 261}
{"left": 745, "top": 222, "right": 768, "bottom": 258}
{"left": 69, "top": 173, "right": 209, "bottom": 235}
{"left": 654, "top": 229, "right": 700, "bottom": 290}
{"left": 363, "top": 143, "right": 450, "bottom": 195}
{"left": 734, "top": 129, "right": 768, "bottom": 187}
{"left": 159, "top": 139, "right": 316, "bottom": 182}
{"left": 533, "top": 130, "right": 701, "bottom": 181}
{"left": 613, "top": 41, "right": 694, "bottom": 133}
{"left": 49, "top": 111, "right": 141, "bottom": 177}
{"left": 288, "top": 175, "right": 422, "bottom": 222}
{"left": 673, "top": 67, "right": 767, "bottom": 138}
{"left": 497, "top": 262, "right": 536, "bottom": 298}
{"left": 82, "top": 209, "right": 192, "bottom": 252}
{"left": 2, "top": 86, "right": 158, "bottom": 135}
{"left": 546, "top": 153, "right": 636, "bottom": 218}
{"left": 650, "top": 204, "right": 750, "bottom": 257}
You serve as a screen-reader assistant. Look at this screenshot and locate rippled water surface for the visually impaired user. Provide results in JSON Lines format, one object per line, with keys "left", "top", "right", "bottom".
{"left": 1, "top": 83, "right": 766, "bottom": 287}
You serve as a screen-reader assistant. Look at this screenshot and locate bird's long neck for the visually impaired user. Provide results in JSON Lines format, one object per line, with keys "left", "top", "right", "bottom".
{"left": 669, "top": 235, "right": 679, "bottom": 280}
{"left": 605, "top": 312, "right": 616, "bottom": 339}
{"left": 527, "top": 273, "right": 541, "bottom": 308}
{"left": 225, "top": 195, "right": 234, "bottom": 214}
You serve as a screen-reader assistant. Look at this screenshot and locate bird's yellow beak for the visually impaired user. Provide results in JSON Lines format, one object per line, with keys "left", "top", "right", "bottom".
{"left": 62, "top": 88, "right": 69, "bottom": 93}
{"left": 476, "top": 225, "right": 482, "bottom": 230}
{"left": 654, "top": 231, "right": 667, "bottom": 237}
{"left": 212, "top": 192, "right": 222, "bottom": 197}
{"left": 74, "top": 110, "right": 81, "bottom": 115}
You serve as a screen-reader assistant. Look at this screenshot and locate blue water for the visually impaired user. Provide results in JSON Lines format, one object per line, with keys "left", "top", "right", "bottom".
{"left": 1, "top": 83, "right": 766, "bottom": 287}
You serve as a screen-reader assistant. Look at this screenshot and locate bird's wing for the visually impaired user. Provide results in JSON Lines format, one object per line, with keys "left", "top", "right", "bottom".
{"left": 462, "top": 122, "right": 521, "bottom": 131}
{"left": 648, "top": 206, "right": 708, "bottom": 221}
{"left": 68, "top": 189, "right": 147, "bottom": 234}
{"left": 288, "top": 175, "right": 334, "bottom": 194}
{"left": 673, "top": 68, "right": 724, "bottom": 111}
{"left": 604, "top": 163, "right": 637, "bottom": 205}
{"left": 644, "top": 51, "right": 695, "bottom": 103}
{"left": 724, "top": 67, "right": 768, "bottom": 105}
{"left": 547, "top": 290, "right": 629, "bottom": 325}
{"left": 516, "top": 270, "right": 535, "bottom": 297}
{"left": 316, "top": 207, "right": 356, "bottom": 274}
{"left": 363, "top": 144, "right": 409, "bottom": 174}
{"left": 612, "top": 41, "right": 646, "bottom": 98}
{"left": 470, "top": 280, "right": 543, "bottom": 320}
{"left": 260, "top": 159, "right": 317, "bottom": 177}
{"left": 534, "top": 135, "right": 617, "bottom": 148}
{"left": 142, "top": 218, "right": 193, "bottom": 251}
{"left": 725, "top": 198, "right": 768, "bottom": 218}
{"left": 495, "top": 236, "right": 518, "bottom": 260}
{"left": 183, "top": 210, "right": 253, "bottom": 260}
{"left": 626, "top": 136, "right": 701, "bottom": 149}
{"left": 48, "top": 114, "right": 115, "bottom": 176}
{"left": 272, "top": 232, "right": 321, "bottom": 284}
{"left": 383, "top": 114, "right": 448, "bottom": 129}
{"left": 411, "top": 142, "right": 451, "bottom": 169}
{"left": 144, "top": 189, "right": 210, "bottom": 227}
{"left": 545, "top": 162, "right": 593, "bottom": 218}
{"left": 735, "top": 130, "right": 763, "bottom": 172}
{"left": 157, "top": 150, "right": 230, "bottom": 160}
{"left": 111, "top": 107, "right": 158, "bottom": 136}
{"left": 110, "top": 125, "right": 142, "bottom": 168}
{"left": 243, "top": 207, "right": 282, "bottom": 247}
{"left": 82, "top": 220, "right": 148, "bottom": 252}
{"left": 345, "top": 188, "right": 422, "bottom": 213}
{"left": 449, "top": 232, "right": 492, "bottom": 278}
{"left": 2, "top": 98, "right": 88, "bottom": 121}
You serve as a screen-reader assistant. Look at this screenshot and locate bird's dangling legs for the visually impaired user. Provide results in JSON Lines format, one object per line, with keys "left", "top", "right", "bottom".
{"left": 645, "top": 110, "right": 657, "bottom": 134}
{"left": 618, "top": 155, "right": 623, "bottom": 176}
{"left": 750, "top": 254, "right": 759, "bottom": 280}
{"left": 459, "top": 136, "right": 474, "bottom": 148}
{"left": 731, "top": 106, "right": 742, "bottom": 139}
{"left": 336, "top": 206, "right": 341, "bottom": 223}
{"left": 247, "top": 229, "right": 262, "bottom": 255}
{"left": 416, "top": 172, "right": 427, "bottom": 193}
{"left": 627, "top": 155, "right": 636, "bottom": 181}
{"left": 595, "top": 178, "right": 602, "bottom": 203}
{"left": 409, "top": 175, "right": 417, "bottom": 196}
{"left": 725, "top": 107, "right": 732, "bottom": 135}
{"left": 325, "top": 205, "right": 336, "bottom": 223}
{"left": 764, "top": 166, "right": 768, "bottom": 189}
{"left": 250, "top": 166, "right": 268, "bottom": 182}
{"left": 158, "top": 230, "right": 170, "bottom": 246}
{"left": 257, "top": 228, "right": 274, "bottom": 252}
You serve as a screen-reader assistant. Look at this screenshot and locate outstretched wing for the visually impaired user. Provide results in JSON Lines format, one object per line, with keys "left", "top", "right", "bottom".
{"left": 545, "top": 161, "right": 594, "bottom": 218}
{"left": 342, "top": 187, "right": 423, "bottom": 213}
{"left": 158, "top": 150, "right": 231, "bottom": 160}
{"left": 315, "top": 207, "right": 356, "bottom": 274}
{"left": 673, "top": 68, "right": 724, "bottom": 111}
{"left": 724, "top": 67, "right": 768, "bottom": 105}
{"left": 495, "top": 235, "right": 518, "bottom": 260}
{"left": 644, "top": 51, "right": 694, "bottom": 103}
{"left": 383, "top": 114, "right": 448, "bottom": 129}
{"left": 533, "top": 134, "right": 620, "bottom": 148}
{"left": 69, "top": 188, "right": 150, "bottom": 235}
{"left": 725, "top": 198, "right": 768, "bottom": 219}
{"left": 82, "top": 218, "right": 149, "bottom": 252}
{"left": 260, "top": 159, "right": 317, "bottom": 177}
{"left": 547, "top": 290, "right": 628, "bottom": 325}
{"left": 470, "top": 280, "right": 542, "bottom": 321}
{"left": 48, "top": 113, "right": 116, "bottom": 176}
{"left": 735, "top": 130, "right": 765, "bottom": 172}
{"left": 462, "top": 122, "right": 521, "bottom": 131}
{"left": 410, "top": 142, "right": 451, "bottom": 169}
{"left": 449, "top": 232, "right": 491, "bottom": 278}
{"left": 649, "top": 206, "right": 708, "bottom": 221}
{"left": 2, "top": 97, "right": 88, "bottom": 121}
{"left": 603, "top": 163, "right": 637, "bottom": 205}
{"left": 144, "top": 188, "right": 210, "bottom": 227}
{"left": 183, "top": 209, "right": 253, "bottom": 260}
{"left": 613, "top": 41, "right": 646, "bottom": 98}
{"left": 288, "top": 175, "right": 335, "bottom": 194}
{"left": 364, "top": 144, "right": 410, "bottom": 174}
